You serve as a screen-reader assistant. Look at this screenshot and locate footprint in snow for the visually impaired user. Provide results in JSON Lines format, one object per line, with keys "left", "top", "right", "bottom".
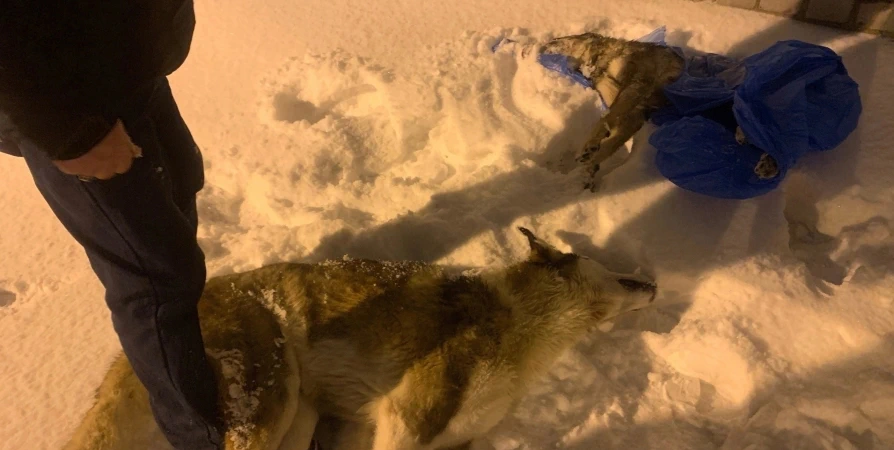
{"left": 0, "top": 288, "right": 16, "bottom": 307}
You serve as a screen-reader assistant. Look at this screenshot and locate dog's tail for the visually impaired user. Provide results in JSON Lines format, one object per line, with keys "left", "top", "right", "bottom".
{"left": 61, "top": 354, "right": 165, "bottom": 450}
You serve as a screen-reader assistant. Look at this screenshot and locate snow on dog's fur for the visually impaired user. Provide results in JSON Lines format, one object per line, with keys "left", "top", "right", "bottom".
{"left": 63, "top": 228, "right": 657, "bottom": 450}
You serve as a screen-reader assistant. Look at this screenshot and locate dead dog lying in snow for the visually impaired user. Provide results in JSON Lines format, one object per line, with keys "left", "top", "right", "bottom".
{"left": 537, "top": 32, "right": 685, "bottom": 188}
{"left": 63, "top": 228, "right": 657, "bottom": 450}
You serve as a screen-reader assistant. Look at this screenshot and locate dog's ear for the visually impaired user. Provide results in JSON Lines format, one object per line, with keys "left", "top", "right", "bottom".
{"left": 518, "top": 227, "right": 568, "bottom": 265}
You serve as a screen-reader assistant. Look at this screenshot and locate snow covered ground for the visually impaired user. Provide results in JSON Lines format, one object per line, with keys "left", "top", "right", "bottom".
{"left": 2, "top": 0, "right": 894, "bottom": 448}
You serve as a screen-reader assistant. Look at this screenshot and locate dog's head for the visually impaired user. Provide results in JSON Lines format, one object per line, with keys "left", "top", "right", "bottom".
{"left": 518, "top": 227, "right": 656, "bottom": 321}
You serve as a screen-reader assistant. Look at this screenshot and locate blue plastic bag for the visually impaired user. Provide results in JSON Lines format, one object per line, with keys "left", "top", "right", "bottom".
{"left": 735, "top": 40, "right": 862, "bottom": 166}
{"left": 651, "top": 40, "right": 861, "bottom": 199}
{"left": 653, "top": 117, "right": 785, "bottom": 199}
{"left": 536, "top": 54, "right": 595, "bottom": 89}
{"left": 662, "top": 52, "right": 744, "bottom": 115}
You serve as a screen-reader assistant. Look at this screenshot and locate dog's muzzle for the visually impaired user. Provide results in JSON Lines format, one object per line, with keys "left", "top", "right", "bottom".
{"left": 618, "top": 278, "right": 658, "bottom": 302}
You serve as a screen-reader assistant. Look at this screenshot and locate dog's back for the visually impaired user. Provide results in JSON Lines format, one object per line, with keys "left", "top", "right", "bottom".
{"left": 540, "top": 32, "right": 683, "bottom": 112}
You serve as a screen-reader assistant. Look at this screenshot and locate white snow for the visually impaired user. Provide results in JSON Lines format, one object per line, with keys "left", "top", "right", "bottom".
{"left": 2, "top": 0, "right": 894, "bottom": 448}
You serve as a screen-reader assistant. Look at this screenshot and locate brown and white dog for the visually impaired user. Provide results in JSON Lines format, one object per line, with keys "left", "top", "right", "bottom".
{"left": 62, "top": 228, "right": 657, "bottom": 450}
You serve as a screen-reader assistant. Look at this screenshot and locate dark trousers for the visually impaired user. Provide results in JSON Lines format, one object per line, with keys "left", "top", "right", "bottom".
{"left": 19, "top": 78, "right": 223, "bottom": 449}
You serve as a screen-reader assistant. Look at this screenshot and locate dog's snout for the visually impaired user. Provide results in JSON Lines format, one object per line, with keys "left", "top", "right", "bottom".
{"left": 618, "top": 278, "right": 657, "bottom": 302}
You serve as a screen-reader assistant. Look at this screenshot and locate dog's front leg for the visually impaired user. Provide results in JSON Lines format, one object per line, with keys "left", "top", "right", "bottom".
{"left": 317, "top": 416, "right": 375, "bottom": 450}
{"left": 370, "top": 398, "right": 423, "bottom": 450}
{"left": 579, "top": 81, "right": 651, "bottom": 190}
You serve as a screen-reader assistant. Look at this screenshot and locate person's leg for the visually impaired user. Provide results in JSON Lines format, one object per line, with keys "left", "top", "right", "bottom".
{"left": 19, "top": 78, "right": 223, "bottom": 449}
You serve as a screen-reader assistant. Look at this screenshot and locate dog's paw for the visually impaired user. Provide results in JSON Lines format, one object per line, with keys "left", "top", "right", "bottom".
{"left": 576, "top": 147, "right": 595, "bottom": 163}
{"left": 583, "top": 170, "right": 603, "bottom": 192}
{"left": 577, "top": 136, "right": 603, "bottom": 162}
{"left": 754, "top": 153, "right": 779, "bottom": 179}
{"left": 580, "top": 154, "right": 607, "bottom": 192}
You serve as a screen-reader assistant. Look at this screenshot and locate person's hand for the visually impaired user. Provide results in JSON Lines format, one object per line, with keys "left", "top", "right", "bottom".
{"left": 53, "top": 120, "right": 143, "bottom": 181}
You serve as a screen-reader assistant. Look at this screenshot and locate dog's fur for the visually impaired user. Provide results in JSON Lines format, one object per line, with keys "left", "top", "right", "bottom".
{"left": 539, "top": 33, "right": 685, "bottom": 188}
{"left": 62, "top": 228, "right": 657, "bottom": 450}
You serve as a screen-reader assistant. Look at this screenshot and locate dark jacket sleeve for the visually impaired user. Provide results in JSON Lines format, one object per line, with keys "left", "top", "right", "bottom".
{"left": 0, "top": 1, "right": 195, "bottom": 161}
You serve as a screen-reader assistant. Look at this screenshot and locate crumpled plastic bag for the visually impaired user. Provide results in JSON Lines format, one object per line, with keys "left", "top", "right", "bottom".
{"left": 651, "top": 40, "right": 862, "bottom": 199}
